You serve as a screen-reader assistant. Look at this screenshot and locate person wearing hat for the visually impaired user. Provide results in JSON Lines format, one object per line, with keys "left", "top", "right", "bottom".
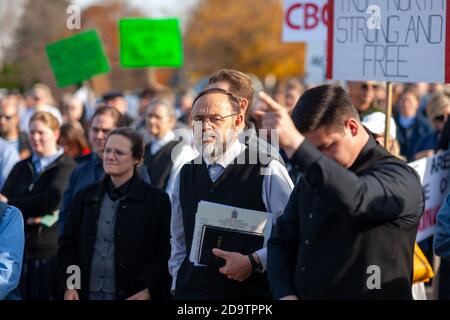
{"left": 414, "top": 92, "right": 450, "bottom": 160}
{"left": 362, "top": 112, "right": 402, "bottom": 159}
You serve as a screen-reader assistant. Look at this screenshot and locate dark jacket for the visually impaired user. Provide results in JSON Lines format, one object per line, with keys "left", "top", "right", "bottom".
{"left": 57, "top": 174, "right": 172, "bottom": 300}
{"left": 395, "top": 114, "right": 434, "bottom": 161}
{"left": 2, "top": 154, "right": 75, "bottom": 259}
{"left": 267, "top": 136, "right": 424, "bottom": 300}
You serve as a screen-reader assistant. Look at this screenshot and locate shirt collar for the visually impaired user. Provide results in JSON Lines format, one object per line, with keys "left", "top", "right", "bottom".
{"left": 203, "top": 138, "right": 246, "bottom": 168}
{"left": 348, "top": 134, "right": 378, "bottom": 173}
{"left": 152, "top": 131, "right": 175, "bottom": 147}
{"left": 31, "top": 147, "right": 64, "bottom": 171}
{"left": 106, "top": 174, "right": 135, "bottom": 201}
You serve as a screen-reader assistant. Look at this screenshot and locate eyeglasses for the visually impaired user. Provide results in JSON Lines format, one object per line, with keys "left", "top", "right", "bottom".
{"left": 192, "top": 113, "right": 238, "bottom": 126}
{"left": 104, "top": 147, "right": 130, "bottom": 157}
{"left": 433, "top": 114, "right": 448, "bottom": 122}
{"left": 0, "top": 114, "right": 15, "bottom": 121}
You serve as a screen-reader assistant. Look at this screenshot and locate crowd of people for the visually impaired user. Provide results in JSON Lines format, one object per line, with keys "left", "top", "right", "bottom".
{"left": 1, "top": 69, "right": 450, "bottom": 300}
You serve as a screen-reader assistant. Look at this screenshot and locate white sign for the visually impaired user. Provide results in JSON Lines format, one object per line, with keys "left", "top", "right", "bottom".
{"left": 283, "top": 0, "right": 329, "bottom": 42}
{"left": 327, "top": 0, "right": 450, "bottom": 83}
{"left": 409, "top": 151, "right": 450, "bottom": 242}
{"left": 305, "top": 41, "right": 327, "bottom": 84}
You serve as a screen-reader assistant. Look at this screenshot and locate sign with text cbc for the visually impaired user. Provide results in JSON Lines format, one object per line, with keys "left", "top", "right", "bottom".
{"left": 283, "top": 0, "right": 329, "bottom": 42}
{"left": 327, "top": 0, "right": 450, "bottom": 83}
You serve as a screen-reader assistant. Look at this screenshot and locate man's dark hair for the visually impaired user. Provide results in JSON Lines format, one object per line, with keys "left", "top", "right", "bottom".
{"left": 291, "top": 85, "right": 360, "bottom": 134}
{"left": 91, "top": 106, "right": 126, "bottom": 128}
{"left": 208, "top": 69, "right": 254, "bottom": 110}
{"left": 108, "top": 127, "right": 144, "bottom": 161}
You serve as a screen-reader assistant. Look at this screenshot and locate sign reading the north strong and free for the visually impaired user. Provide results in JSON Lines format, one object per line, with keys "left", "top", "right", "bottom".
{"left": 119, "top": 18, "right": 183, "bottom": 68}
{"left": 46, "top": 30, "right": 110, "bottom": 88}
{"left": 327, "top": 0, "right": 450, "bottom": 83}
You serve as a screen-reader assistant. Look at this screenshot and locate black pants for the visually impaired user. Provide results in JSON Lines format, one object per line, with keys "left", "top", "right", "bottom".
{"left": 19, "top": 257, "right": 57, "bottom": 300}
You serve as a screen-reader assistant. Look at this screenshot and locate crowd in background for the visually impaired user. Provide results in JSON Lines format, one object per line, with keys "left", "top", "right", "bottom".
{"left": 1, "top": 75, "right": 450, "bottom": 300}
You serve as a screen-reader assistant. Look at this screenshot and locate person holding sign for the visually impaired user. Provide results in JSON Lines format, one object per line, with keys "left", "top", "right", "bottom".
{"left": 258, "top": 85, "right": 424, "bottom": 299}
{"left": 169, "top": 88, "right": 293, "bottom": 299}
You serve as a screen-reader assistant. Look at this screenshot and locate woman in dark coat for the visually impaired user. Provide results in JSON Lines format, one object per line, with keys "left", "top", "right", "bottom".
{"left": 58, "top": 127, "right": 171, "bottom": 300}
{"left": 0, "top": 111, "right": 76, "bottom": 300}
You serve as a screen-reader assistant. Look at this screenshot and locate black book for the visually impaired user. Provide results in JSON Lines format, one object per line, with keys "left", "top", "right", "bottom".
{"left": 198, "top": 225, "right": 264, "bottom": 268}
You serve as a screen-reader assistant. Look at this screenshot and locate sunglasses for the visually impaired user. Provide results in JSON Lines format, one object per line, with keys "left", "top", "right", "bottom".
{"left": 433, "top": 114, "right": 448, "bottom": 122}
{"left": 0, "top": 114, "right": 15, "bottom": 120}
{"left": 361, "top": 83, "right": 379, "bottom": 91}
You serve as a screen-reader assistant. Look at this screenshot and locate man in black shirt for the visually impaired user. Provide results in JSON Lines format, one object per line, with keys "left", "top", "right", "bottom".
{"left": 257, "top": 85, "right": 424, "bottom": 299}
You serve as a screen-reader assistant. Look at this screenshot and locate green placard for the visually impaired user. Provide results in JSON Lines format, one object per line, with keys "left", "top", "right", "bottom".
{"left": 46, "top": 30, "right": 110, "bottom": 88}
{"left": 119, "top": 18, "right": 183, "bottom": 68}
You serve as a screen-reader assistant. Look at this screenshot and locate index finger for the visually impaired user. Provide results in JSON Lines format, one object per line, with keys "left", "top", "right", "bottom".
{"left": 212, "top": 248, "right": 229, "bottom": 259}
{"left": 258, "top": 91, "right": 284, "bottom": 113}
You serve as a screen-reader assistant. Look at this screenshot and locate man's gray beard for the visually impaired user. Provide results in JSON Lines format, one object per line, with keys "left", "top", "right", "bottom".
{"left": 202, "top": 141, "right": 223, "bottom": 162}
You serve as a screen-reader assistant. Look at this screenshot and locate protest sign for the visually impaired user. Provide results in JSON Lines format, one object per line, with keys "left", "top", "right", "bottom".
{"left": 283, "top": 0, "right": 329, "bottom": 42}
{"left": 46, "top": 30, "right": 110, "bottom": 88}
{"left": 119, "top": 18, "right": 183, "bottom": 68}
{"left": 409, "top": 150, "right": 450, "bottom": 242}
{"left": 305, "top": 41, "right": 327, "bottom": 84}
{"left": 327, "top": 0, "right": 450, "bottom": 83}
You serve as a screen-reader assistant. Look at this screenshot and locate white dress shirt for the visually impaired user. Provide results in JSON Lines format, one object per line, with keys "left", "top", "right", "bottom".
{"left": 169, "top": 139, "right": 294, "bottom": 290}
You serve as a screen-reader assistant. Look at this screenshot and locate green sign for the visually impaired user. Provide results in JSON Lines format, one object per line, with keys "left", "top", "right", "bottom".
{"left": 46, "top": 30, "right": 110, "bottom": 88}
{"left": 119, "top": 18, "right": 183, "bottom": 68}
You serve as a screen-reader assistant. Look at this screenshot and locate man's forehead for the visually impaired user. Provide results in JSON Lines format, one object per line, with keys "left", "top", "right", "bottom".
{"left": 193, "top": 94, "right": 231, "bottom": 113}
{"left": 0, "top": 103, "right": 17, "bottom": 115}
{"left": 92, "top": 115, "right": 114, "bottom": 127}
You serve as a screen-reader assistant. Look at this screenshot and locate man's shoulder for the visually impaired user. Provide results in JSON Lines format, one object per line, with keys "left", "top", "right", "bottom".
{"left": 72, "top": 156, "right": 98, "bottom": 174}
{"left": 369, "top": 144, "right": 419, "bottom": 177}
{"left": 0, "top": 138, "right": 19, "bottom": 157}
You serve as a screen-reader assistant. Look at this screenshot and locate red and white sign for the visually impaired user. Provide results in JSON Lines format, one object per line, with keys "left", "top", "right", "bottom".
{"left": 327, "top": 0, "right": 450, "bottom": 83}
{"left": 409, "top": 151, "right": 450, "bottom": 242}
{"left": 283, "top": 0, "right": 329, "bottom": 42}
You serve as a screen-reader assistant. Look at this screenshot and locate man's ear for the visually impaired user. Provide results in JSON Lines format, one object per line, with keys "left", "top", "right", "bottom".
{"left": 235, "top": 113, "right": 244, "bottom": 127}
{"left": 240, "top": 98, "right": 249, "bottom": 113}
{"left": 346, "top": 118, "right": 359, "bottom": 136}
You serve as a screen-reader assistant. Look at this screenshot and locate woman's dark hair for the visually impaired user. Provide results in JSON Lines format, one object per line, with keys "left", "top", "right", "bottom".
{"left": 291, "top": 84, "right": 359, "bottom": 134}
{"left": 107, "top": 127, "right": 144, "bottom": 161}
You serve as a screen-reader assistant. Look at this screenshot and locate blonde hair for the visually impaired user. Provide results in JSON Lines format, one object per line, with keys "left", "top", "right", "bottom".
{"left": 427, "top": 92, "right": 450, "bottom": 122}
{"left": 29, "top": 111, "right": 60, "bottom": 132}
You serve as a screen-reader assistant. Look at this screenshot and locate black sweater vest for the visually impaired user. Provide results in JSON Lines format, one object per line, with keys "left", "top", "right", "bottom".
{"left": 144, "top": 140, "right": 179, "bottom": 191}
{"left": 175, "top": 148, "right": 272, "bottom": 300}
